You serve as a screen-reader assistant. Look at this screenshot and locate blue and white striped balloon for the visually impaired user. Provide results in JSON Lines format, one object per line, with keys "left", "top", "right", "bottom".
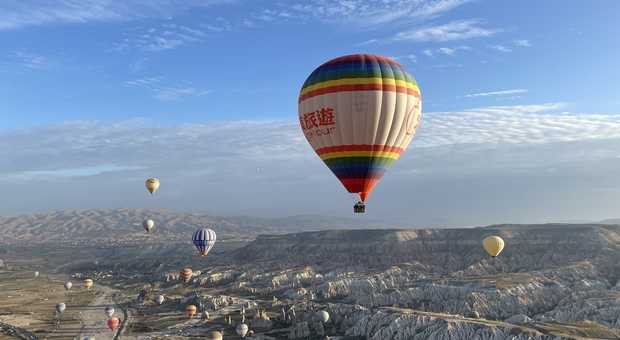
{"left": 192, "top": 228, "right": 216, "bottom": 256}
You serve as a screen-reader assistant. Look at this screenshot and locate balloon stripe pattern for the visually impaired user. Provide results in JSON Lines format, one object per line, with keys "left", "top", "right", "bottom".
{"left": 192, "top": 228, "right": 216, "bottom": 256}
{"left": 299, "top": 54, "right": 422, "bottom": 202}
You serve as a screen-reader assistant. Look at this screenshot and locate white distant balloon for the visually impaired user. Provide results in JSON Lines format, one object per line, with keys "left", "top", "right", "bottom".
{"left": 155, "top": 295, "right": 165, "bottom": 305}
{"left": 104, "top": 306, "right": 115, "bottom": 318}
{"left": 316, "top": 310, "right": 330, "bottom": 323}
{"left": 34, "top": 271, "right": 40, "bottom": 278}
{"left": 143, "top": 219, "right": 155, "bottom": 233}
{"left": 236, "top": 323, "right": 249, "bottom": 337}
{"left": 56, "top": 303, "right": 66, "bottom": 314}
{"left": 64, "top": 281, "right": 73, "bottom": 291}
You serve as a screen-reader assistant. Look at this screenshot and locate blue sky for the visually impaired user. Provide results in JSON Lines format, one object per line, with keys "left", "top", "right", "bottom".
{"left": 1, "top": 1, "right": 619, "bottom": 225}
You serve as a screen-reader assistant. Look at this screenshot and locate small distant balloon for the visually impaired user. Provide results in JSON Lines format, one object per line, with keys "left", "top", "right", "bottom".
{"left": 107, "top": 317, "right": 120, "bottom": 331}
{"left": 180, "top": 268, "right": 193, "bottom": 283}
{"left": 145, "top": 178, "right": 160, "bottom": 195}
{"left": 205, "top": 331, "right": 223, "bottom": 340}
{"left": 64, "top": 281, "right": 73, "bottom": 291}
{"left": 236, "top": 323, "right": 249, "bottom": 337}
{"left": 104, "top": 306, "right": 115, "bottom": 318}
{"left": 482, "top": 235, "right": 505, "bottom": 257}
{"left": 55, "top": 303, "right": 66, "bottom": 314}
{"left": 316, "top": 310, "right": 329, "bottom": 323}
{"left": 84, "top": 278, "right": 94, "bottom": 290}
{"left": 34, "top": 271, "right": 40, "bottom": 278}
{"left": 186, "top": 305, "right": 197, "bottom": 318}
{"left": 143, "top": 219, "right": 155, "bottom": 233}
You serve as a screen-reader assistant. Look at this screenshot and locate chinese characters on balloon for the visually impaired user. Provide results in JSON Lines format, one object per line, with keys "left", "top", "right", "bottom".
{"left": 300, "top": 107, "right": 336, "bottom": 140}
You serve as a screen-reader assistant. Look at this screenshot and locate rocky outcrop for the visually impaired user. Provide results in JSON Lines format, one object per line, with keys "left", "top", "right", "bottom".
{"left": 0, "top": 321, "right": 38, "bottom": 340}
{"left": 345, "top": 311, "right": 561, "bottom": 340}
{"left": 314, "top": 262, "right": 612, "bottom": 322}
{"left": 537, "top": 290, "right": 620, "bottom": 327}
{"left": 506, "top": 314, "right": 533, "bottom": 325}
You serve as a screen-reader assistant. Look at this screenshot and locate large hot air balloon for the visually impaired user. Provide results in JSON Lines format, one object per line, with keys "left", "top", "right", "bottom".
{"left": 298, "top": 54, "right": 422, "bottom": 213}
{"left": 155, "top": 294, "right": 165, "bottom": 305}
{"left": 236, "top": 323, "right": 249, "bottom": 337}
{"left": 316, "top": 310, "right": 330, "bottom": 323}
{"left": 107, "top": 317, "right": 120, "bottom": 331}
{"left": 104, "top": 306, "right": 115, "bottom": 318}
{"left": 482, "top": 236, "right": 505, "bottom": 257}
{"left": 205, "top": 331, "right": 223, "bottom": 340}
{"left": 55, "top": 303, "right": 66, "bottom": 314}
{"left": 84, "top": 278, "right": 94, "bottom": 290}
{"left": 180, "top": 268, "right": 193, "bottom": 282}
{"left": 143, "top": 219, "right": 155, "bottom": 233}
{"left": 192, "top": 228, "right": 216, "bottom": 257}
{"left": 186, "top": 305, "right": 197, "bottom": 318}
{"left": 145, "top": 178, "right": 160, "bottom": 195}
{"left": 64, "top": 281, "right": 73, "bottom": 291}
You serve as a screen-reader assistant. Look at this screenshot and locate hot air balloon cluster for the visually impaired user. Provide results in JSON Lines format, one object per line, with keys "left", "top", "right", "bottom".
{"left": 40, "top": 52, "right": 530, "bottom": 340}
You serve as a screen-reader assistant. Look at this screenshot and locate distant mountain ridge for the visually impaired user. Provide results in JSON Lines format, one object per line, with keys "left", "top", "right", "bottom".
{"left": 234, "top": 224, "right": 620, "bottom": 276}
{"left": 0, "top": 208, "right": 398, "bottom": 245}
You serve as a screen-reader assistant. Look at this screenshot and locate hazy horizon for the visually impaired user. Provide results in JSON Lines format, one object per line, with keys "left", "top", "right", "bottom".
{"left": 1, "top": 1, "right": 619, "bottom": 226}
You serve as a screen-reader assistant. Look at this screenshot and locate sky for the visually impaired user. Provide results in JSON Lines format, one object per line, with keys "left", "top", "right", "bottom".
{"left": 1, "top": 0, "right": 619, "bottom": 226}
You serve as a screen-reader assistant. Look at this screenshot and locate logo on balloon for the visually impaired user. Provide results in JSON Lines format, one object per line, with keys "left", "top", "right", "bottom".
{"left": 405, "top": 103, "right": 421, "bottom": 135}
{"left": 300, "top": 107, "right": 337, "bottom": 140}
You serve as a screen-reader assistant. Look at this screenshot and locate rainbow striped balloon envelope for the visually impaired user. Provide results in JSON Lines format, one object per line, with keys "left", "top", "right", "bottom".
{"left": 298, "top": 54, "right": 422, "bottom": 203}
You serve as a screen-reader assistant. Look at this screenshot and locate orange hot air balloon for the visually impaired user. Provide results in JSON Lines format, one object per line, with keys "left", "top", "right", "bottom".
{"left": 180, "top": 268, "right": 193, "bottom": 282}
{"left": 107, "top": 317, "right": 120, "bottom": 331}
{"left": 83, "top": 278, "right": 94, "bottom": 290}
{"left": 298, "top": 54, "right": 422, "bottom": 212}
{"left": 186, "top": 304, "right": 197, "bottom": 318}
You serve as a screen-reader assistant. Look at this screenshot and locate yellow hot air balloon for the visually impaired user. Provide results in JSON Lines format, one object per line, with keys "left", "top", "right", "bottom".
{"left": 186, "top": 304, "right": 197, "bottom": 318}
{"left": 145, "top": 178, "right": 160, "bottom": 195}
{"left": 84, "top": 278, "right": 94, "bottom": 290}
{"left": 205, "top": 331, "right": 223, "bottom": 340}
{"left": 298, "top": 54, "right": 422, "bottom": 213}
{"left": 482, "top": 236, "right": 505, "bottom": 257}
